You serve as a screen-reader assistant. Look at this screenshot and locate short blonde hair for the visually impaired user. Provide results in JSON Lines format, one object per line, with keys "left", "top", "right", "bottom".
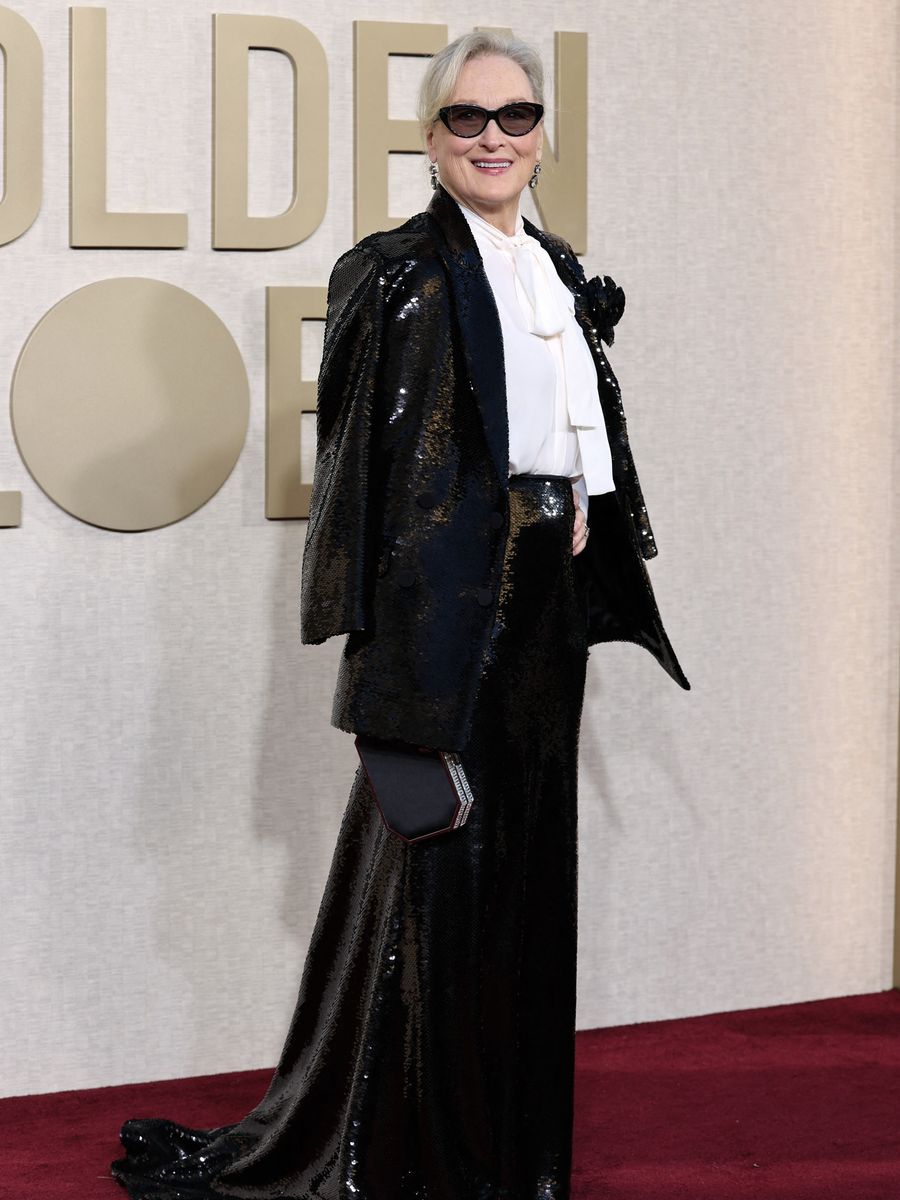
{"left": 417, "top": 32, "right": 545, "bottom": 134}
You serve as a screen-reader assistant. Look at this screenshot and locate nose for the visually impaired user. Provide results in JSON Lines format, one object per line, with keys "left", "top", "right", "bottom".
{"left": 478, "top": 119, "right": 504, "bottom": 149}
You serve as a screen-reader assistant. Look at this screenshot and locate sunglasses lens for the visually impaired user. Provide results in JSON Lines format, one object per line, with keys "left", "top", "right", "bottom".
{"left": 440, "top": 103, "right": 542, "bottom": 137}
{"left": 497, "top": 104, "right": 541, "bottom": 135}
{"left": 445, "top": 106, "right": 488, "bottom": 136}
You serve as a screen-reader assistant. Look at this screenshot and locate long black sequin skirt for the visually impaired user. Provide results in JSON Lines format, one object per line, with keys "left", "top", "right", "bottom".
{"left": 112, "top": 474, "right": 589, "bottom": 1200}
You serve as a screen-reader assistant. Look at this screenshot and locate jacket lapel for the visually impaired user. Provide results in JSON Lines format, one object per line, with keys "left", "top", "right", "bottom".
{"left": 426, "top": 187, "right": 509, "bottom": 489}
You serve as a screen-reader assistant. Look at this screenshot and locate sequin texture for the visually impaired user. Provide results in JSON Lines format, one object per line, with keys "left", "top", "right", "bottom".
{"left": 111, "top": 185, "right": 690, "bottom": 1198}
{"left": 113, "top": 476, "right": 588, "bottom": 1200}
{"left": 300, "top": 187, "right": 687, "bottom": 760}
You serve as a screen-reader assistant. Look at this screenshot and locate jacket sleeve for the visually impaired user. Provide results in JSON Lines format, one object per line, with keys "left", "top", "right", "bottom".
{"left": 300, "top": 246, "right": 384, "bottom": 645}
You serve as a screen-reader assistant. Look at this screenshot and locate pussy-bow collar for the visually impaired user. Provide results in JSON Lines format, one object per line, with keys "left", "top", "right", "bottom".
{"left": 424, "top": 185, "right": 624, "bottom": 492}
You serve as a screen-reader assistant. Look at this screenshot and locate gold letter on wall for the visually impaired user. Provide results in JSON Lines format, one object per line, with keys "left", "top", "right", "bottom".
{"left": 11, "top": 279, "right": 248, "bottom": 531}
{"left": 354, "top": 20, "right": 446, "bottom": 243}
{"left": 0, "top": 5, "right": 42, "bottom": 246}
{"left": 214, "top": 16, "right": 328, "bottom": 250}
{"left": 69, "top": 8, "right": 188, "bottom": 248}
{"left": 266, "top": 286, "right": 326, "bottom": 519}
{"left": 0, "top": 490, "right": 21, "bottom": 526}
{"left": 479, "top": 28, "right": 588, "bottom": 254}
{"left": 534, "top": 32, "right": 588, "bottom": 255}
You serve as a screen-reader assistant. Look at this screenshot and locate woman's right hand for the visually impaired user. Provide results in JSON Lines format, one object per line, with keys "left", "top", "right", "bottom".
{"left": 572, "top": 486, "right": 589, "bottom": 556}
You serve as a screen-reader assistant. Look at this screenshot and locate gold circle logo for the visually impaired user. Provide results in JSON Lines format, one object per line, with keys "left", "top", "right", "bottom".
{"left": 11, "top": 278, "right": 250, "bottom": 531}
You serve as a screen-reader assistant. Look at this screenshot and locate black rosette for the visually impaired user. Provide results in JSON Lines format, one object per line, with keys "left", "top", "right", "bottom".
{"left": 582, "top": 274, "right": 626, "bottom": 347}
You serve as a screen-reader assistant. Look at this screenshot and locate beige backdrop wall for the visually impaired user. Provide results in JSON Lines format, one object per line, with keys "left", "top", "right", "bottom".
{"left": 2, "top": 0, "right": 898, "bottom": 1098}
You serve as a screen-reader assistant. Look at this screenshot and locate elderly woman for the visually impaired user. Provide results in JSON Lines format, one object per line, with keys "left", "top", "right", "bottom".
{"left": 112, "top": 30, "right": 688, "bottom": 1200}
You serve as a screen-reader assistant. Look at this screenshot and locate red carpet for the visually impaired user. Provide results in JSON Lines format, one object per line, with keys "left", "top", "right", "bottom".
{"left": 2, "top": 990, "right": 898, "bottom": 1199}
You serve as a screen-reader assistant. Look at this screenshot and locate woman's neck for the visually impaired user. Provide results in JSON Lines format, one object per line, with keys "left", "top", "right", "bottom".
{"left": 441, "top": 185, "right": 521, "bottom": 238}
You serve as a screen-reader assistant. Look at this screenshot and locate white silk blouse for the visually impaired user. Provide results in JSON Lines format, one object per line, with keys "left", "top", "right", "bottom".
{"left": 458, "top": 200, "right": 615, "bottom": 518}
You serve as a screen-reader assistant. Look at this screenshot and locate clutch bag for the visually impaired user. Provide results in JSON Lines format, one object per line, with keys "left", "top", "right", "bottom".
{"left": 354, "top": 735, "right": 475, "bottom": 842}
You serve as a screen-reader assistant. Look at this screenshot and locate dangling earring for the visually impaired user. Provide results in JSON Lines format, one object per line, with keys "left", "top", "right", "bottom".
{"left": 529, "top": 160, "right": 542, "bottom": 190}
{"left": 430, "top": 161, "right": 439, "bottom": 190}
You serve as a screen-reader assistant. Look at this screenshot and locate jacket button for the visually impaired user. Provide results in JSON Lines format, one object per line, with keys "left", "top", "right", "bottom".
{"left": 488, "top": 511, "right": 504, "bottom": 529}
{"left": 397, "top": 570, "right": 416, "bottom": 588}
{"left": 476, "top": 587, "right": 493, "bottom": 606}
{"left": 416, "top": 491, "right": 438, "bottom": 509}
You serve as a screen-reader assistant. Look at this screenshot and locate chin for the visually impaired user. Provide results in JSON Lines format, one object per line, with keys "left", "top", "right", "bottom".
{"left": 465, "top": 178, "right": 525, "bottom": 207}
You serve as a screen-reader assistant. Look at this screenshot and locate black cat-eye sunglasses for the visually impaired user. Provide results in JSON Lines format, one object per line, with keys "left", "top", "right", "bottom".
{"left": 437, "top": 103, "right": 544, "bottom": 138}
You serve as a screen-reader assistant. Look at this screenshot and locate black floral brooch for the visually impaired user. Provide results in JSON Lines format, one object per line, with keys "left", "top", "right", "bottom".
{"left": 581, "top": 274, "right": 626, "bottom": 347}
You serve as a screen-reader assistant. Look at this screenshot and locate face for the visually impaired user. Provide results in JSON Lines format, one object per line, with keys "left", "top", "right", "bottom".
{"left": 426, "top": 54, "right": 543, "bottom": 234}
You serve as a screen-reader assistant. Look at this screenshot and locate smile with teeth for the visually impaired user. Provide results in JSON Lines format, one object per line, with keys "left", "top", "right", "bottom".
{"left": 471, "top": 159, "right": 513, "bottom": 171}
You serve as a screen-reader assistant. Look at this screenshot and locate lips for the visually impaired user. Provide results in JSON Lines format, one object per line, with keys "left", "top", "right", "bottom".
{"left": 471, "top": 160, "right": 513, "bottom": 172}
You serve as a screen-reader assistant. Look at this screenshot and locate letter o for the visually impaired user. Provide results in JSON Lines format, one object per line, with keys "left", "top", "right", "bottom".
{"left": 11, "top": 278, "right": 250, "bottom": 531}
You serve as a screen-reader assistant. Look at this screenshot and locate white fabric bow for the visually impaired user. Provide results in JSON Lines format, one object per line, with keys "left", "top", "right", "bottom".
{"left": 469, "top": 210, "right": 602, "bottom": 431}
{"left": 461, "top": 202, "right": 615, "bottom": 494}
{"left": 472, "top": 214, "right": 568, "bottom": 337}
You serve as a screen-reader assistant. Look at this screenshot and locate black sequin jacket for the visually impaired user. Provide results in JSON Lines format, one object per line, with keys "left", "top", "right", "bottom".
{"left": 300, "top": 186, "right": 689, "bottom": 750}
